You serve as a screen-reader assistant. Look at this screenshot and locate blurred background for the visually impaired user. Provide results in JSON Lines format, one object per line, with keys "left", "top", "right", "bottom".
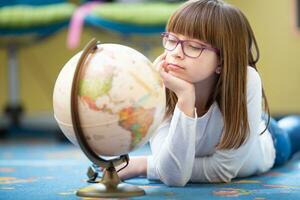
{"left": 0, "top": 0, "right": 300, "bottom": 141}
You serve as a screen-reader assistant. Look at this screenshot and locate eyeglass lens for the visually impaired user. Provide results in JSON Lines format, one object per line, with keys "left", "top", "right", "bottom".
{"left": 162, "top": 33, "right": 205, "bottom": 58}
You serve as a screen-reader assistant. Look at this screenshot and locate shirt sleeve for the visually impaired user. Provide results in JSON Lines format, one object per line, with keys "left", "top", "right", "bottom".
{"left": 147, "top": 106, "right": 198, "bottom": 186}
{"left": 190, "top": 67, "right": 263, "bottom": 183}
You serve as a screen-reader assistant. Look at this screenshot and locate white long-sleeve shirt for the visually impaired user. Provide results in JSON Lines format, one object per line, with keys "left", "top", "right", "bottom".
{"left": 147, "top": 67, "right": 276, "bottom": 186}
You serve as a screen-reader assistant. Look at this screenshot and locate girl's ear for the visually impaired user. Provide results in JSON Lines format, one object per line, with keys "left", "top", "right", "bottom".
{"left": 216, "top": 67, "right": 222, "bottom": 74}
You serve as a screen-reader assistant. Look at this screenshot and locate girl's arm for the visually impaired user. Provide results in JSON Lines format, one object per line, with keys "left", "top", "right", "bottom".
{"left": 147, "top": 105, "right": 198, "bottom": 186}
{"left": 190, "top": 139, "right": 256, "bottom": 182}
{"left": 189, "top": 67, "right": 264, "bottom": 183}
{"left": 145, "top": 53, "right": 198, "bottom": 186}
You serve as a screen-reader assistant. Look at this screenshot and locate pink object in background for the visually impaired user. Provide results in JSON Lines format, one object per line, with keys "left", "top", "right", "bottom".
{"left": 67, "top": 2, "right": 100, "bottom": 49}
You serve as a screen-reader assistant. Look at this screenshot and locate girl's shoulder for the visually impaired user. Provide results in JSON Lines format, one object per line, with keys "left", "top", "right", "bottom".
{"left": 247, "top": 66, "right": 262, "bottom": 87}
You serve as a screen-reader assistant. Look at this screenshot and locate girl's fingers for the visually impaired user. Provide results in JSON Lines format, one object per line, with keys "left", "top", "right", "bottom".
{"left": 156, "top": 59, "right": 168, "bottom": 72}
{"left": 160, "top": 68, "right": 172, "bottom": 83}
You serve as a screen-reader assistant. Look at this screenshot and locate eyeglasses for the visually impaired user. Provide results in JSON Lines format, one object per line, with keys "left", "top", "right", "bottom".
{"left": 161, "top": 32, "right": 219, "bottom": 58}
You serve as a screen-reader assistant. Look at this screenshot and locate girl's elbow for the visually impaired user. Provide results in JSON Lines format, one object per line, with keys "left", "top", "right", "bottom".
{"left": 206, "top": 170, "right": 235, "bottom": 183}
{"left": 218, "top": 171, "right": 235, "bottom": 183}
{"left": 160, "top": 174, "right": 189, "bottom": 187}
{"left": 155, "top": 158, "right": 192, "bottom": 186}
{"left": 207, "top": 174, "right": 233, "bottom": 183}
{"left": 221, "top": 176, "right": 233, "bottom": 183}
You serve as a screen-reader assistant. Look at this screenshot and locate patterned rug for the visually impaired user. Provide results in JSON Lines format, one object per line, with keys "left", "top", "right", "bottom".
{"left": 0, "top": 140, "right": 300, "bottom": 200}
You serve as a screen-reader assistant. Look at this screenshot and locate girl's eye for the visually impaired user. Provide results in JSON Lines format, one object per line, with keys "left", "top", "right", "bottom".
{"left": 187, "top": 44, "right": 203, "bottom": 50}
{"left": 168, "top": 38, "right": 178, "bottom": 44}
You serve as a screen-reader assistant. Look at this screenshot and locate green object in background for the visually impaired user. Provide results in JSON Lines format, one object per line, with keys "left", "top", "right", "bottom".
{"left": 0, "top": 3, "right": 76, "bottom": 29}
{"left": 90, "top": 3, "right": 181, "bottom": 26}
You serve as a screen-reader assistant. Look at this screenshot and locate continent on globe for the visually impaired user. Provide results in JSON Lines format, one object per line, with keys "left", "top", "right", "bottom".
{"left": 118, "top": 107, "right": 155, "bottom": 148}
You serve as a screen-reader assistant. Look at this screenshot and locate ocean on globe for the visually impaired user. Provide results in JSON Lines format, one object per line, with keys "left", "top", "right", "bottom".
{"left": 53, "top": 43, "right": 166, "bottom": 156}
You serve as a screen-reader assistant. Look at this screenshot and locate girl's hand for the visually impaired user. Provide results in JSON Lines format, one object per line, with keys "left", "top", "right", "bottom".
{"left": 153, "top": 53, "right": 196, "bottom": 117}
{"left": 100, "top": 156, "right": 147, "bottom": 180}
{"left": 99, "top": 156, "right": 147, "bottom": 180}
{"left": 160, "top": 66, "right": 195, "bottom": 100}
{"left": 117, "top": 156, "right": 147, "bottom": 180}
{"left": 161, "top": 68, "right": 196, "bottom": 117}
{"left": 153, "top": 52, "right": 195, "bottom": 98}
{"left": 153, "top": 52, "right": 167, "bottom": 71}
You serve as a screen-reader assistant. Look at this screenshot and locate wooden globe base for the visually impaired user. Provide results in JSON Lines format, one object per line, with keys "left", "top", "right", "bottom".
{"left": 76, "top": 182, "right": 145, "bottom": 198}
{"left": 76, "top": 166, "right": 145, "bottom": 198}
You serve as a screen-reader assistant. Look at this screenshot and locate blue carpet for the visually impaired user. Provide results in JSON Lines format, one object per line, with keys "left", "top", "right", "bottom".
{"left": 0, "top": 140, "right": 300, "bottom": 200}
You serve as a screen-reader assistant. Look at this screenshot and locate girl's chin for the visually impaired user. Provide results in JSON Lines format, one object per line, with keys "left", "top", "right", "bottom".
{"left": 168, "top": 71, "right": 190, "bottom": 82}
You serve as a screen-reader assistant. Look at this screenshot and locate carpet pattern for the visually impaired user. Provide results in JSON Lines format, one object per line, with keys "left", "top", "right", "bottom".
{"left": 0, "top": 141, "right": 300, "bottom": 200}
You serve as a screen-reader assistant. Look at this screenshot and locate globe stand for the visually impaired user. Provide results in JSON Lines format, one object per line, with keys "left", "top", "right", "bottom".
{"left": 77, "top": 164, "right": 145, "bottom": 198}
{"left": 70, "top": 38, "right": 145, "bottom": 198}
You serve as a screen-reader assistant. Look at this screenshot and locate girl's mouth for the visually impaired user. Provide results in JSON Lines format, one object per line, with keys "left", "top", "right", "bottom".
{"left": 167, "top": 63, "right": 185, "bottom": 71}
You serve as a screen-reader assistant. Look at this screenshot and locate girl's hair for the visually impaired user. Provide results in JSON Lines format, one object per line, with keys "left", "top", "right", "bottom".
{"left": 165, "top": 0, "right": 270, "bottom": 149}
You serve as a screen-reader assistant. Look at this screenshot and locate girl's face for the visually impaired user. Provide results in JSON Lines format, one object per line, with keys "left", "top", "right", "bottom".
{"left": 163, "top": 32, "right": 220, "bottom": 83}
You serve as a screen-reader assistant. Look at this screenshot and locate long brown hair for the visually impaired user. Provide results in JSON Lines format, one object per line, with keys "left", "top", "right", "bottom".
{"left": 164, "top": 0, "right": 270, "bottom": 149}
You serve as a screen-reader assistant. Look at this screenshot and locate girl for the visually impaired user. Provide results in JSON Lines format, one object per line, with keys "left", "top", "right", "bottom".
{"left": 115, "top": 0, "right": 300, "bottom": 186}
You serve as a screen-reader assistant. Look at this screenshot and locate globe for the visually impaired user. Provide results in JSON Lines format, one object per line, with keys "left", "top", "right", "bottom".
{"left": 53, "top": 42, "right": 166, "bottom": 157}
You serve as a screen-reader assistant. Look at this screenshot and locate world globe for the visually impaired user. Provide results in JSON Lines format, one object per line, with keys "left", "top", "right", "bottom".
{"left": 53, "top": 40, "right": 166, "bottom": 157}
{"left": 53, "top": 39, "right": 166, "bottom": 198}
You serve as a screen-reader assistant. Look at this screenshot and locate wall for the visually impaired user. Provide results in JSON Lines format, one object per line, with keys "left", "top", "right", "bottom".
{"left": 228, "top": 0, "right": 300, "bottom": 115}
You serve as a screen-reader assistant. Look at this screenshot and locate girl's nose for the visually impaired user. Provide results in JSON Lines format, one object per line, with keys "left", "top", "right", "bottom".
{"left": 170, "top": 43, "right": 185, "bottom": 59}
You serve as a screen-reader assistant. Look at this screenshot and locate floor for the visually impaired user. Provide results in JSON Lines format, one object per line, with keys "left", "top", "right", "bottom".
{"left": 0, "top": 139, "right": 300, "bottom": 200}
